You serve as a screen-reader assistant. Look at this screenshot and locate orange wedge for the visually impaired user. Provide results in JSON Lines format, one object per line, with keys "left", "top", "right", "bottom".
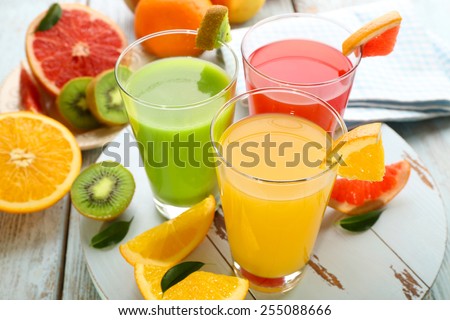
{"left": 0, "top": 112, "right": 81, "bottom": 213}
{"left": 334, "top": 122, "right": 385, "bottom": 181}
{"left": 342, "top": 11, "right": 402, "bottom": 57}
{"left": 120, "top": 195, "right": 216, "bottom": 266}
{"left": 135, "top": 264, "right": 249, "bottom": 300}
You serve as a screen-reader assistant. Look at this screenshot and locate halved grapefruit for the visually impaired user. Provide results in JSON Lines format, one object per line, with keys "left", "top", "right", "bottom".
{"left": 25, "top": 3, "right": 127, "bottom": 96}
{"left": 342, "top": 11, "right": 402, "bottom": 57}
{"left": 329, "top": 160, "right": 411, "bottom": 215}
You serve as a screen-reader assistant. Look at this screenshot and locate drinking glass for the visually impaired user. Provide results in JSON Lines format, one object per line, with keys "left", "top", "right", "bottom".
{"left": 211, "top": 87, "right": 347, "bottom": 293}
{"left": 242, "top": 13, "right": 361, "bottom": 126}
{"left": 115, "top": 30, "right": 238, "bottom": 219}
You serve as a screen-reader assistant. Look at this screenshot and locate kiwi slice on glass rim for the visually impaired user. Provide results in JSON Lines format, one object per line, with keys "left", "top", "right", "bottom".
{"left": 196, "top": 5, "right": 231, "bottom": 50}
{"left": 86, "top": 67, "right": 131, "bottom": 126}
{"left": 56, "top": 77, "right": 101, "bottom": 131}
{"left": 71, "top": 161, "right": 135, "bottom": 221}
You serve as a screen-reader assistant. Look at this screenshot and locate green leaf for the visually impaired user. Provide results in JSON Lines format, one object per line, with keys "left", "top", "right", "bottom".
{"left": 338, "top": 210, "right": 384, "bottom": 232}
{"left": 90, "top": 217, "right": 133, "bottom": 249}
{"left": 161, "top": 261, "right": 205, "bottom": 294}
{"left": 36, "top": 3, "right": 62, "bottom": 32}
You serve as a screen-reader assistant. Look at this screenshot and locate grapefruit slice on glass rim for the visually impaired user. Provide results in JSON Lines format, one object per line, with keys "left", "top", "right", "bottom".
{"left": 342, "top": 11, "right": 402, "bottom": 57}
{"left": 25, "top": 3, "right": 127, "bottom": 96}
{"left": 329, "top": 160, "right": 411, "bottom": 216}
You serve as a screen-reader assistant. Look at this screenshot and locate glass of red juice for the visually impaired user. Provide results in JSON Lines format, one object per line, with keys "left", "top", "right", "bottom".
{"left": 242, "top": 14, "right": 361, "bottom": 130}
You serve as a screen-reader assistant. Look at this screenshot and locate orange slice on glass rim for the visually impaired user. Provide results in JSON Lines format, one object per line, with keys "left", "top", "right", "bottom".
{"left": 342, "top": 11, "right": 402, "bottom": 57}
{"left": 120, "top": 195, "right": 215, "bottom": 266}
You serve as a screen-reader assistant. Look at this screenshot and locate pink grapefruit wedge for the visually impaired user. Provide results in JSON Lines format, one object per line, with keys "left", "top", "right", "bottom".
{"left": 329, "top": 160, "right": 411, "bottom": 215}
{"left": 342, "top": 11, "right": 402, "bottom": 57}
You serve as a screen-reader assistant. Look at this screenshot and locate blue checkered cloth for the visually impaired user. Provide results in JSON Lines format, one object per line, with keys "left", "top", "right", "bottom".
{"left": 230, "top": 0, "right": 450, "bottom": 122}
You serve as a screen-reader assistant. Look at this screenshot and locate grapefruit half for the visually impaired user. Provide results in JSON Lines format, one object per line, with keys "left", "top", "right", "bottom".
{"left": 25, "top": 4, "right": 127, "bottom": 96}
{"left": 329, "top": 160, "right": 411, "bottom": 215}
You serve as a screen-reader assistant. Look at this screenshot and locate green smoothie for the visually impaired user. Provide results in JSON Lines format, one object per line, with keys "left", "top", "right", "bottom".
{"left": 124, "top": 57, "right": 233, "bottom": 207}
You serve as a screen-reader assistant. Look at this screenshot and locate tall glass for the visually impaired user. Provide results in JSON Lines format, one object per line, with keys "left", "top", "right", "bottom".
{"left": 211, "top": 88, "right": 347, "bottom": 293}
{"left": 116, "top": 30, "right": 238, "bottom": 219}
{"left": 242, "top": 14, "right": 361, "bottom": 127}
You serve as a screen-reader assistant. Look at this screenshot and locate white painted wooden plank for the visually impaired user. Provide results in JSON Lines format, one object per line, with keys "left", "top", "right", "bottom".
{"left": 62, "top": 149, "right": 102, "bottom": 300}
{"left": 0, "top": 199, "right": 70, "bottom": 299}
{"left": 390, "top": 120, "right": 450, "bottom": 300}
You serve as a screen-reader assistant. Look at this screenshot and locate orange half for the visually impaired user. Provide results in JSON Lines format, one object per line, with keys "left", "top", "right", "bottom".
{"left": 120, "top": 195, "right": 216, "bottom": 266}
{"left": 135, "top": 264, "right": 249, "bottom": 300}
{"left": 0, "top": 112, "right": 81, "bottom": 213}
{"left": 342, "top": 11, "right": 402, "bottom": 56}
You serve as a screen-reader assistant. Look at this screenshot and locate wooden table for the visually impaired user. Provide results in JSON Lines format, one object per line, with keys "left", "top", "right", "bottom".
{"left": 0, "top": 0, "right": 449, "bottom": 300}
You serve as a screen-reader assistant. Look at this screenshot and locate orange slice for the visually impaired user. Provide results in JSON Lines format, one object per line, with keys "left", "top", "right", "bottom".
{"left": 0, "top": 112, "right": 81, "bottom": 213}
{"left": 342, "top": 11, "right": 402, "bottom": 57}
{"left": 120, "top": 195, "right": 216, "bottom": 266}
{"left": 135, "top": 264, "right": 249, "bottom": 300}
{"left": 334, "top": 122, "right": 385, "bottom": 181}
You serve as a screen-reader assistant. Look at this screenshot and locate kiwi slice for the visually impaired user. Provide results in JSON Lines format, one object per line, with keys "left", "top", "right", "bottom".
{"left": 57, "top": 77, "right": 101, "bottom": 131}
{"left": 86, "top": 67, "right": 131, "bottom": 126}
{"left": 196, "top": 5, "right": 232, "bottom": 50}
{"left": 71, "top": 161, "right": 136, "bottom": 221}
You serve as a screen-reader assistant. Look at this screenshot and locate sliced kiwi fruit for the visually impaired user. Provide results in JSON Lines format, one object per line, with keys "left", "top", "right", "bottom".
{"left": 71, "top": 161, "right": 136, "bottom": 221}
{"left": 196, "top": 5, "right": 232, "bottom": 50}
{"left": 86, "top": 67, "right": 130, "bottom": 126}
{"left": 57, "top": 77, "right": 101, "bottom": 131}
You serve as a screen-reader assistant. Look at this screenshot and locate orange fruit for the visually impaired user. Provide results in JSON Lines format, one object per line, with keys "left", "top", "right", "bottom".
{"left": 334, "top": 122, "right": 385, "bottom": 181}
{"left": 342, "top": 11, "right": 402, "bottom": 57}
{"left": 329, "top": 160, "right": 411, "bottom": 215}
{"left": 0, "top": 112, "right": 82, "bottom": 213}
{"left": 120, "top": 195, "right": 215, "bottom": 266}
{"left": 26, "top": 3, "right": 127, "bottom": 96}
{"left": 134, "top": 0, "right": 212, "bottom": 57}
{"left": 134, "top": 264, "right": 249, "bottom": 300}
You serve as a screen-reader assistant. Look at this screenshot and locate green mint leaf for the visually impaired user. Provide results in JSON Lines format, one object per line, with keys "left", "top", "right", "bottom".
{"left": 36, "top": 3, "right": 62, "bottom": 32}
{"left": 338, "top": 209, "right": 384, "bottom": 232}
{"left": 90, "top": 217, "right": 133, "bottom": 249}
{"left": 161, "top": 261, "right": 205, "bottom": 294}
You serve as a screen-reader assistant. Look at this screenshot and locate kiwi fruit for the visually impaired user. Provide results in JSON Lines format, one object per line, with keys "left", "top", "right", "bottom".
{"left": 57, "top": 77, "right": 101, "bottom": 131}
{"left": 196, "top": 5, "right": 231, "bottom": 50}
{"left": 71, "top": 161, "right": 136, "bottom": 221}
{"left": 86, "top": 67, "right": 131, "bottom": 126}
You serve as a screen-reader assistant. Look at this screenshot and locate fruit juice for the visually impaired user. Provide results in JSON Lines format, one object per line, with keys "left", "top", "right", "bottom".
{"left": 245, "top": 39, "right": 354, "bottom": 128}
{"left": 125, "top": 57, "right": 232, "bottom": 207}
{"left": 218, "top": 113, "right": 337, "bottom": 279}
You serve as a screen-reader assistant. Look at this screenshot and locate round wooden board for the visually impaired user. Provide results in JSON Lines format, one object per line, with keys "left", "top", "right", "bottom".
{"left": 0, "top": 66, "right": 125, "bottom": 151}
{"left": 78, "top": 122, "right": 447, "bottom": 300}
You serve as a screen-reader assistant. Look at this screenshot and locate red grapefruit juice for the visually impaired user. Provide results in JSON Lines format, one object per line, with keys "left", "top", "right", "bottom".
{"left": 244, "top": 39, "right": 355, "bottom": 130}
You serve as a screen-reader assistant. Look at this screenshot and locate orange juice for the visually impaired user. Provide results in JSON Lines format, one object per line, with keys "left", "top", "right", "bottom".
{"left": 218, "top": 113, "right": 337, "bottom": 280}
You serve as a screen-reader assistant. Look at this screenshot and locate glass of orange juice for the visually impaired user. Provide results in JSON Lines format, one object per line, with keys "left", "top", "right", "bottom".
{"left": 211, "top": 87, "right": 347, "bottom": 293}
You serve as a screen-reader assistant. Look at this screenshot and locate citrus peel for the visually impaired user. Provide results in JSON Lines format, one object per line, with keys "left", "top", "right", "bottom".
{"left": 342, "top": 11, "right": 402, "bottom": 57}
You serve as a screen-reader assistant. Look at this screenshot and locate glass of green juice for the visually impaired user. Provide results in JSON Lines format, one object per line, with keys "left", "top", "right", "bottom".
{"left": 115, "top": 30, "right": 238, "bottom": 219}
